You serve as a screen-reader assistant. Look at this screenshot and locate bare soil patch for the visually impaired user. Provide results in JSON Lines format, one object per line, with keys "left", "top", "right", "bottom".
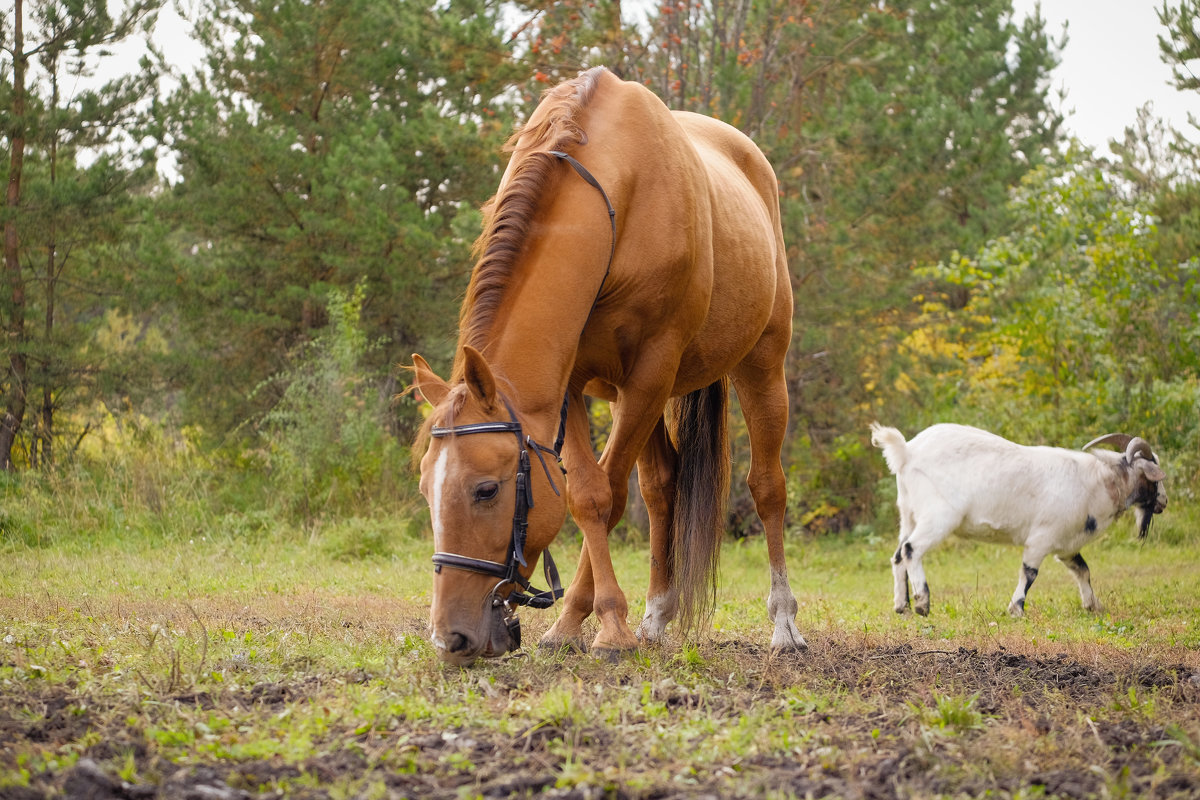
{"left": 4, "top": 635, "right": 1199, "bottom": 799}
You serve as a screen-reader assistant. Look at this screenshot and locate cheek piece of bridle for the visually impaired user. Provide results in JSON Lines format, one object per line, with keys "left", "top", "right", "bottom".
{"left": 427, "top": 150, "right": 615, "bottom": 649}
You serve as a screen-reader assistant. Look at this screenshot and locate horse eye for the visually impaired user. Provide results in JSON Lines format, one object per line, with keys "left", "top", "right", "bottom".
{"left": 474, "top": 482, "right": 500, "bottom": 503}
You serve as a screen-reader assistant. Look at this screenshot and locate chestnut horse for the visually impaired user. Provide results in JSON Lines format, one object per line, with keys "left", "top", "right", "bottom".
{"left": 412, "top": 67, "right": 806, "bottom": 666}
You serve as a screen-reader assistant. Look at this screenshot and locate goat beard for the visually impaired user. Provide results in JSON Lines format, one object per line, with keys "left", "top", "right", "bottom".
{"left": 1132, "top": 480, "right": 1165, "bottom": 540}
{"left": 1134, "top": 503, "right": 1155, "bottom": 539}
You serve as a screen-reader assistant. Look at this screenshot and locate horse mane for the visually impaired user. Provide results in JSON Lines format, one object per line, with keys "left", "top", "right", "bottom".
{"left": 454, "top": 67, "right": 607, "bottom": 377}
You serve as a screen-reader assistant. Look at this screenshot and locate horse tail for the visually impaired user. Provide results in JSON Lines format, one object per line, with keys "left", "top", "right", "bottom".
{"left": 670, "top": 376, "right": 731, "bottom": 639}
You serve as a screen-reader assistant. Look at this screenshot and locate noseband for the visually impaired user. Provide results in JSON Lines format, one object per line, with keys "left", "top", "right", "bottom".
{"left": 430, "top": 396, "right": 567, "bottom": 612}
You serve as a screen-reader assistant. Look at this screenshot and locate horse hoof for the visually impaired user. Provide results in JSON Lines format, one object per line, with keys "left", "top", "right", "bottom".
{"left": 591, "top": 646, "right": 630, "bottom": 663}
{"left": 537, "top": 636, "right": 587, "bottom": 655}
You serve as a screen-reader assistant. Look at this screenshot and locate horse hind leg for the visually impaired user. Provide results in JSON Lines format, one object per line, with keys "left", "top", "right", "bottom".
{"left": 730, "top": 361, "right": 806, "bottom": 653}
{"left": 634, "top": 416, "right": 679, "bottom": 644}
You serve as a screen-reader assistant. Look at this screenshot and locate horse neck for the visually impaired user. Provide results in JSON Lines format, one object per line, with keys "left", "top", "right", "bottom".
{"left": 466, "top": 218, "right": 611, "bottom": 440}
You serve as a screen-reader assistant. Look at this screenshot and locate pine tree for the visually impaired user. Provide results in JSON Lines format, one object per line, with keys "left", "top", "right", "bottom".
{"left": 156, "top": 0, "right": 522, "bottom": 437}
{"left": 1, "top": 0, "right": 163, "bottom": 469}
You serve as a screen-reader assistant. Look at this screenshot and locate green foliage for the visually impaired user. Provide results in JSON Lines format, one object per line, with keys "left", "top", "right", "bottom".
{"left": 5, "top": 0, "right": 1197, "bottom": 544}
{"left": 153, "top": 0, "right": 523, "bottom": 436}
{"left": 252, "top": 284, "right": 410, "bottom": 528}
{"left": 0, "top": 419, "right": 234, "bottom": 549}
{"left": 1159, "top": 0, "right": 1200, "bottom": 94}
{"left": 909, "top": 692, "right": 986, "bottom": 734}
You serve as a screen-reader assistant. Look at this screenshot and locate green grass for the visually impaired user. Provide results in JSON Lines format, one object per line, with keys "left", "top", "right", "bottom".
{"left": 2, "top": 478, "right": 1199, "bottom": 798}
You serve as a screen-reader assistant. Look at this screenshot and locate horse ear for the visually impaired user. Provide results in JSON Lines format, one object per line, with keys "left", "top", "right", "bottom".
{"left": 461, "top": 346, "right": 498, "bottom": 409}
{"left": 411, "top": 354, "right": 451, "bottom": 407}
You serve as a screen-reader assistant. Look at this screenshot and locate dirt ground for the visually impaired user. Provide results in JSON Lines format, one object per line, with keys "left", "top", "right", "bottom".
{"left": 4, "top": 637, "right": 1200, "bottom": 799}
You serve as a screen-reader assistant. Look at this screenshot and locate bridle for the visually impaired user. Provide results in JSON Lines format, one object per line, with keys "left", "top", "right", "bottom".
{"left": 430, "top": 395, "right": 568, "bottom": 615}
{"left": 428, "top": 149, "right": 616, "bottom": 635}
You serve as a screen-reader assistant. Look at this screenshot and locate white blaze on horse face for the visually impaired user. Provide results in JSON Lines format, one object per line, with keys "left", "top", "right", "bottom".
{"left": 429, "top": 447, "right": 450, "bottom": 551}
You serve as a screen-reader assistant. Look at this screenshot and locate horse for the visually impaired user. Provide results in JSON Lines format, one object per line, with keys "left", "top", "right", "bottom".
{"left": 411, "top": 66, "right": 806, "bottom": 666}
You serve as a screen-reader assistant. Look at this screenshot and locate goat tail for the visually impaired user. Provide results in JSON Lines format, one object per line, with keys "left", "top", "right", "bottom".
{"left": 670, "top": 377, "right": 731, "bottom": 640}
{"left": 870, "top": 422, "right": 909, "bottom": 475}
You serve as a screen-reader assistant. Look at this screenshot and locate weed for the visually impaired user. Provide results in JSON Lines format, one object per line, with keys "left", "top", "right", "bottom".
{"left": 1154, "top": 724, "right": 1200, "bottom": 766}
{"left": 909, "top": 692, "right": 986, "bottom": 734}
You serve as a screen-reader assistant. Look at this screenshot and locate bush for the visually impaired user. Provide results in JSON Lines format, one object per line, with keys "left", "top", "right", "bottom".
{"left": 252, "top": 284, "right": 416, "bottom": 529}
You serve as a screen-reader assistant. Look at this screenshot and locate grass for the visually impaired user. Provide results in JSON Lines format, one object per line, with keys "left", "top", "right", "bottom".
{"left": 2, "top": 472, "right": 1200, "bottom": 798}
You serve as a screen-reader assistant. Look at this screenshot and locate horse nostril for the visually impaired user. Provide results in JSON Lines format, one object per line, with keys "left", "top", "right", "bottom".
{"left": 446, "top": 632, "right": 471, "bottom": 654}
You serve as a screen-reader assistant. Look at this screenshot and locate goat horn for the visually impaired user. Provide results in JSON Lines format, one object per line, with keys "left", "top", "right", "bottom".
{"left": 1125, "top": 437, "right": 1155, "bottom": 463}
{"left": 1082, "top": 433, "right": 1133, "bottom": 451}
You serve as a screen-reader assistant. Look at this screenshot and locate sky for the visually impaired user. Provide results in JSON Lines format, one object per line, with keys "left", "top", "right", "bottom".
{"left": 1012, "top": 0, "right": 1197, "bottom": 148}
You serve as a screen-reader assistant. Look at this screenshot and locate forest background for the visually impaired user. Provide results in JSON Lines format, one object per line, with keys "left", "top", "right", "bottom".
{"left": 3, "top": 0, "right": 1199, "bottom": 542}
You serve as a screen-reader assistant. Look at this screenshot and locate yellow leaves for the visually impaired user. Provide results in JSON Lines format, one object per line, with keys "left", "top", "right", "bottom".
{"left": 899, "top": 327, "right": 965, "bottom": 361}
{"left": 91, "top": 310, "right": 169, "bottom": 356}
{"left": 969, "top": 340, "right": 1021, "bottom": 390}
{"left": 798, "top": 502, "right": 840, "bottom": 531}
{"left": 893, "top": 371, "right": 919, "bottom": 396}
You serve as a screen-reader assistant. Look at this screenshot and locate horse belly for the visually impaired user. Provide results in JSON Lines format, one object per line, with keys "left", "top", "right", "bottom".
{"left": 677, "top": 222, "right": 781, "bottom": 387}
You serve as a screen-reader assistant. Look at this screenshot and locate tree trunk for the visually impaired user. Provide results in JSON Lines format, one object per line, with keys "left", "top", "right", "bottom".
{"left": 1, "top": 0, "right": 29, "bottom": 470}
{"left": 37, "top": 61, "right": 61, "bottom": 469}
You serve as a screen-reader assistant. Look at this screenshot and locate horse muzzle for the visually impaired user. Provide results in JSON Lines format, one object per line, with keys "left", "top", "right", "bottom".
{"left": 431, "top": 606, "right": 521, "bottom": 666}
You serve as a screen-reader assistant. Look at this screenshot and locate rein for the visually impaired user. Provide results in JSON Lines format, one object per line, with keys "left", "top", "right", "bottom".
{"left": 429, "top": 150, "right": 616, "bottom": 618}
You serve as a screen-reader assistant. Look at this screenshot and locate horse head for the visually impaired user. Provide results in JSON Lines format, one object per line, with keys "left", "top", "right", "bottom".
{"left": 411, "top": 346, "right": 568, "bottom": 666}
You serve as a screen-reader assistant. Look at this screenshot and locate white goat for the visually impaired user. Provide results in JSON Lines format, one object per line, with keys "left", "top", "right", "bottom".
{"left": 870, "top": 423, "right": 1167, "bottom": 617}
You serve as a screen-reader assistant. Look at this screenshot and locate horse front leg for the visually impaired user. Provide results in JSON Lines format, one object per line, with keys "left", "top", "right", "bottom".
{"left": 539, "top": 390, "right": 645, "bottom": 656}
{"left": 538, "top": 538, "right": 593, "bottom": 653}
{"left": 540, "top": 396, "right": 602, "bottom": 653}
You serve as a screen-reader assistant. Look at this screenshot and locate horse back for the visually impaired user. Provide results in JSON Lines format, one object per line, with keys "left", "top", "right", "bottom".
{"left": 524, "top": 69, "right": 789, "bottom": 395}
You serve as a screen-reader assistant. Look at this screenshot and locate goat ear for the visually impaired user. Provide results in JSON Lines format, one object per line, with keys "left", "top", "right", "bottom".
{"left": 411, "top": 354, "right": 451, "bottom": 407}
{"left": 1139, "top": 459, "right": 1166, "bottom": 483}
{"left": 461, "top": 345, "right": 498, "bottom": 410}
